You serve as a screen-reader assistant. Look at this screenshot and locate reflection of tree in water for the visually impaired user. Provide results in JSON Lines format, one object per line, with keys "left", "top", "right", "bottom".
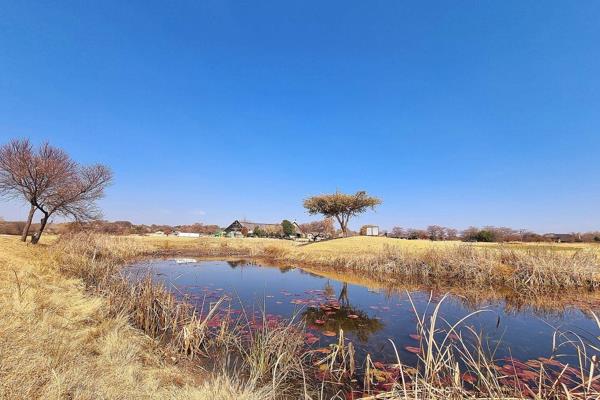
{"left": 303, "top": 282, "right": 384, "bottom": 342}
{"left": 226, "top": 260, "right": 248, "bottom": 268}
{"left": 277, "top": 265, "right": 294, "bottom": 273}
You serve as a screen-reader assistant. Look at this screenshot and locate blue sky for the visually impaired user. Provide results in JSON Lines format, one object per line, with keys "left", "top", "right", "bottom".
{"left": 1, "top": 1, "right": 599, "bottom": 232}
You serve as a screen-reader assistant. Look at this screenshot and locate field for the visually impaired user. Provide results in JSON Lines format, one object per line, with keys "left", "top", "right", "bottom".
{"left": 2, "top": 233, "right": 600, "bottom": 399}
{"left": 134, "top": 234, "right": 599, "bottom": 255}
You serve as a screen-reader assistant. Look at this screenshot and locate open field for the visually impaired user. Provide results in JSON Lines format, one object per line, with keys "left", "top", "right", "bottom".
{"left": 133, "top": 234, "right": 600, "bottom": 255}
{"left": 2, "top": 233, "right": 600, "bottom": 399}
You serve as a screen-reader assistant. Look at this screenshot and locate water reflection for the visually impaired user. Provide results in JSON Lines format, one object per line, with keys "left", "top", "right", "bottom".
{"left": 302, "top": 282, "right": 384, "bottom": 342}
{"left": 128, "top": 258, "right": 600, "bottom": 365}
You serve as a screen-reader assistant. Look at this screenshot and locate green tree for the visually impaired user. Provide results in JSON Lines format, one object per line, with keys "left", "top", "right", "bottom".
{"left": 253, "top": 226, "right": 265, "bottom": 237}
{"left": 281, "top": 219, "right": 295, "bottom": 237}
{"left": 476, "top": 230, "right": 495, "bottom": 242}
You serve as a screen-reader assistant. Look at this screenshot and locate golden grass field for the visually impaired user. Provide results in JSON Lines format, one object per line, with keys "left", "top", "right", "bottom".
{"left": 132, "top": 234, "right": 599, "bottom": 255}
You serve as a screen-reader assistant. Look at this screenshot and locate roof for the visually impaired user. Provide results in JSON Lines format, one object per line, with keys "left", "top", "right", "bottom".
{"left": 239, "top": 221, "right": 281, "bottom": 229}
{"left": 225, "top": 220, "right": 281, "bottom": 232}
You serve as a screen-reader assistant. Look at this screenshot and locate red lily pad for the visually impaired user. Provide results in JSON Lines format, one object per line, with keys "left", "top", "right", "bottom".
{"left": 305, "top": 336, "right": 319, "bottom": 345}
{"left": 322, "top": 330, "right": 337, "bottom": 337}
{"left": 404, "top": 346, "right": 421, "bottom": 354}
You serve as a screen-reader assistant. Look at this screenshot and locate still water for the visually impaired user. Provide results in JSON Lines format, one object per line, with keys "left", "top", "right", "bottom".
{"left": 129, "top": 259, "right": 599, "bottom": 366}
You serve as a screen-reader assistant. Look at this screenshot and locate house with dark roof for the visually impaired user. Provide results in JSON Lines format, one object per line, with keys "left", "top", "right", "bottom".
{"left": 542, "top": 233, "right": 579, "bottom": 243}
{"left": 224, "top": 219, "right": 305, "bottom": 238}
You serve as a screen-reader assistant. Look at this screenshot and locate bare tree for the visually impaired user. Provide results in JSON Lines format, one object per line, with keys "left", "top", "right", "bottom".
{"left": 426, "top": 225, "right": 447, "bottom": 241}
{"left": 31, "top": 164, "right": 112, "bottom": 243}
{"left": 303, "top": 191, "right": 381, "bottom": 237}
{"left": 445, "top": 228, "right": 459, "bottom": 240}
{"left": 300, "top": 218, "right": 335, "bottom": 241}
{"left": 0, "top": 139, "right": 76, "bottom": 241}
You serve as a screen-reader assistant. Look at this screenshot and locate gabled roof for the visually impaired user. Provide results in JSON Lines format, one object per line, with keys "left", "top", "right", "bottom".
{"left": 239, "top": 221, "right": 281, "bottom": 229}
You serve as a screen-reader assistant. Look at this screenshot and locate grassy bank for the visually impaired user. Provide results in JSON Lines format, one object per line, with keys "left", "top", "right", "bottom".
{"left": 0, "top": 235, "right": 281, "bottom": 399}
{"left": 2, "top": 233, "right": 600, "bottom": 399}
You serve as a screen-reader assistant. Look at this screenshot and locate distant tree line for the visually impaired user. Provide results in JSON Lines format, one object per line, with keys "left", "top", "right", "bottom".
{"left": 388, "top": 225, "right": 600, "bottom": 243}
{"left": 64, "top": 220, "right": 222, "bottom": 236}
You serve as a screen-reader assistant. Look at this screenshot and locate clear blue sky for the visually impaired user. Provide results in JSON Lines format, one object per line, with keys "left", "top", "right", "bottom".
{"left": 1, "top": 1, "right": 599, "bottom": 232}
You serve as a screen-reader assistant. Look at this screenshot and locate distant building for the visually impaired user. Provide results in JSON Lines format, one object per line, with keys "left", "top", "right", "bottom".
{"left": 542, "top": 233, "right": 579, "bottom": 243}
{"left": 361, "top": 225, "right": 380, "bottom": 236}
{"left": 175, "top": 232, "right": 200, "bottom": 238}
{"left": 224, "top": 220, "right": 281, "bottom": 236}
{"left": 225, "top": 219, "right": 305, "bottom": 238}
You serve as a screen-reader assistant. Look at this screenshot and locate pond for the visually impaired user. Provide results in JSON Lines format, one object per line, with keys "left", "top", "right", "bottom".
{"left": 128, "top": 258, "right": 600, "bottom": 368}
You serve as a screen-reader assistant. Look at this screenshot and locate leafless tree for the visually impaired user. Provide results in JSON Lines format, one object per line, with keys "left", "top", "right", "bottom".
{"left": 389, "top": 226, "right": 406, "bottom": 238}
{"left": 446, "top": 228, "right": 459, "bottom": 240}
{"left": 426, "top": 225, "right": 447, "bottom": 241}
{"left": 31, "top": 164, "right": 112, "bottom": 243}
{"left": 0, "top": 139, "right": 76, "bottom": 241}
{"left": 299, "top": 218, "right": 335, "bottom": 241}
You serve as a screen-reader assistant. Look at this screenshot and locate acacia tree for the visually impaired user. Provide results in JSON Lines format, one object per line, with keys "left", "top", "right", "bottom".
{"left": 303, "top": 191, "right": 381, "bottom": 237}
{"left": 0, "top": 139, "right": 76, "bottom": 241}
{"left": 31, "top": 164, "right": 112, "bottom": 243}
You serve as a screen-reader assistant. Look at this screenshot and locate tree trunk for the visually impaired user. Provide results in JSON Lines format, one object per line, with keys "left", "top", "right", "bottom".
{"left": 340, "top": 220, "right": 348, "bottom": 237}
{"left": 31, "top": 212, "right": 49, "bottom": 244}
{"left": 20, "top": 204, "right": 36, "bottom": 242}
{"left": 338, "top": 282, "right": 349, "bottom": 306}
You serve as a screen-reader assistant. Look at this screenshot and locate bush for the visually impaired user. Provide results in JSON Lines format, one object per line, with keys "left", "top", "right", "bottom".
{"left": 476, "top": 230, "right": 495, "bottom": 242}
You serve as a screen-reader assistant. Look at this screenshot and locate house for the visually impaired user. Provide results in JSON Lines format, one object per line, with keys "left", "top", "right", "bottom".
{"left": 361, "top": 225, "right": 380, "bottom": 236}
{"left": 224, "top": 220, "right": 282, "bottom": 236}
{"left": 543, "top": 233, "right": 579, "bottom": 243}
{"left": 292, "top": 221, "right": 305, "bottom": 238}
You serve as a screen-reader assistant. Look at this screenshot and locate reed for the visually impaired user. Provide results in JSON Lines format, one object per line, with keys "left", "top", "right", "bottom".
{"left": 319, "top": 293, "right": 600, "bottom": 399}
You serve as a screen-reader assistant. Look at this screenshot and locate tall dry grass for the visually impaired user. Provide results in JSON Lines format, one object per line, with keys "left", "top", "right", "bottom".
{"left": 0, "top": 234, "right": 274, "bottom": 399}
{"left": 46, "top": 233, "right": 317, "bottom": 399}
{"left": 314, "top": 294, "right": 600, "bottom": 399}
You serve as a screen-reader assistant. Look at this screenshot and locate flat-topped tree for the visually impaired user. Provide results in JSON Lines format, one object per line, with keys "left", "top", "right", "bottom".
{"left": 303, "top": 191, "right": 381, "bottom": 237}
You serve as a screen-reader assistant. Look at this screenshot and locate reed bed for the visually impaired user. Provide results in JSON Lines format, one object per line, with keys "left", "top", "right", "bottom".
{"left": 47, "top": 233, "right": 318, "bottom": 398}
{"left": 314, "top": 294, "right": 600, "bottom": 399}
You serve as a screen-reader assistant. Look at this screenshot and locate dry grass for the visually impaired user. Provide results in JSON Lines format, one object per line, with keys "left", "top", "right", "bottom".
{"left": 0, "top": 234, "right": 274, "bottom": 399}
